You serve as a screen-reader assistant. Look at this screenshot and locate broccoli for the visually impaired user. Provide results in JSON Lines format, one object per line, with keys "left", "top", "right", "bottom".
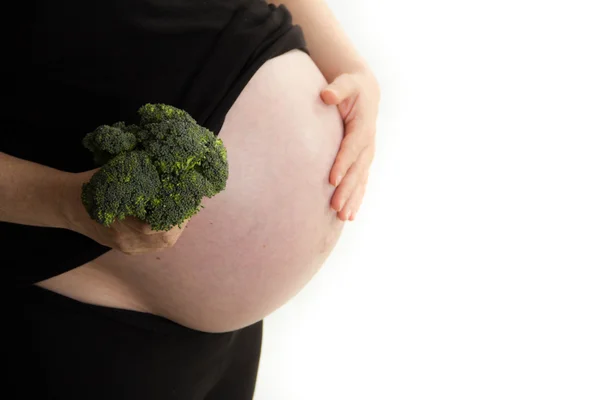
{"left": 82, "top": 122, "right": 139, "bottom": 165}
{"left": 81, "top": 104, "right": 229, "bottom": 231}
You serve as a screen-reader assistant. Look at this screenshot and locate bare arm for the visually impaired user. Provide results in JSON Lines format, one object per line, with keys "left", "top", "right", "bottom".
{"left": 0, "top": 152, "right": 189, "bottom": 255}
{"left": 269, "top": 0, "right": 373, "bottom": 83}
{"left": 0, "top": 152, "right": 72, "bottom": 228}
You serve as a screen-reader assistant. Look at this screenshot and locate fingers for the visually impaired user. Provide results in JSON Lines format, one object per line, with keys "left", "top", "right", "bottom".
{"left": 329, "top": 119, "right": 372, "bottom": 186}
{"left": 110, "top": 217, "right": 188, "bottom": 255}
{"left": 320, "top": 73, "right": 358, "bottom": 106}
{"left": 118, "top": 231, "right": 180, "bottom": 255}
{"left": 340, "top": 183, "right": 367, "bottom": 222}
{"left": 321, "top": 71, "right": 378, "bottom": 222}
{"left": 330, "top": 145, "right": 373, "bottom": 217}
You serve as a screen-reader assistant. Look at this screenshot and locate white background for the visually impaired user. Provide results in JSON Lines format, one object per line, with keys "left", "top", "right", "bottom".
{"left": 255, "top": 1, "right": 600, "bottom": 399}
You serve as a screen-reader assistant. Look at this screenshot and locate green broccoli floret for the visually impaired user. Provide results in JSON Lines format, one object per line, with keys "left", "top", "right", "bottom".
{"left": 82, "top": 122, "right": 140, "bottom": 165}
{"left": 144, "top": 170, "right": 208, "bottom": 231}
{"left": 81, "top": 150, "right": 161, "bottom": 226}
{"left": 196, "top": 133, "right": 229, "bottom": 198}
{"left": 81, "top": 104, "right": 229, "bottom": 231}
{"left": 138, "top": 103, "right": 197, "bottom": 126}
{"left": 139, "top": 119, "right": 210, "bottom": 175}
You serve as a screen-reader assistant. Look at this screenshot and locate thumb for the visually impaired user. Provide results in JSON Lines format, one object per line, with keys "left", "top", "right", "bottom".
{"left": 320, "top": 73, "right": 357, "bottom": 105}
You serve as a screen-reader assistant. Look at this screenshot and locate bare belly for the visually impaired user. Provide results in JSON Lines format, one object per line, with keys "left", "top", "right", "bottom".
{"left": 38, "top": 50, "right": 345, "bottom": 333}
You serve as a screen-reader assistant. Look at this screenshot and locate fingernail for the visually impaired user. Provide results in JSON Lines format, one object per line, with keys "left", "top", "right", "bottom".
{"left": 334, "top": 176, "right": 342, "bottom": 186}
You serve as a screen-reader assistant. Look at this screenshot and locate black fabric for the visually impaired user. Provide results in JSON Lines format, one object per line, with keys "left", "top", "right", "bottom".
{"left": 0, "top": 0, "right": 306, "bottom": 286}
{"left": 2, "top": 285, "right": 264, "bottom": 399}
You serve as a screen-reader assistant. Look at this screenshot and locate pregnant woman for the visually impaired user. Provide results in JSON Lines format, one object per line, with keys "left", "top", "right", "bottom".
{"left": 1, "top": 0, "right": 379, "bottom": 398}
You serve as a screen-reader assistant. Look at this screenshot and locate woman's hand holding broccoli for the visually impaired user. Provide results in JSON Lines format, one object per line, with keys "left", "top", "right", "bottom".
{"left": 63, "top": 168, "right": 189, "bottom": 255}
{"left": 64, "top": 104, "right": 229, "bottom": 255}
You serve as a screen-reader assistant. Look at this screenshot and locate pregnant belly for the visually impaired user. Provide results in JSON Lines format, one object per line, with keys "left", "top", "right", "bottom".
{"left": 38, "top": 50, "right": 345, "bottom": 333}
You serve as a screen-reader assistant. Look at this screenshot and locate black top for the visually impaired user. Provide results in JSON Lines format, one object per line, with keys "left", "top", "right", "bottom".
{"left": 4, "top": 285, "right": 264, "bottom": 399}
{"left": 1, "top": 0, "right": 306, "bottom": 286}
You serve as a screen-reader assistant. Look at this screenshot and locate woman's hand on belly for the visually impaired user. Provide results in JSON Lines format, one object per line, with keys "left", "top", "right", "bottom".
{"left": 270, "top": 0, "right": 382, "bottom": 222}
{"left": 39, "top": 50, "right": 346, "bottom": 333}
{"left": 321, "top": 69, "right": 380, "bottom": 221}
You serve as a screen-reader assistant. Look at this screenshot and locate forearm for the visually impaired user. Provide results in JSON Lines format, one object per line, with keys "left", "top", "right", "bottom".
{"left": 270, "top": 0, "right": 371, "bottom": 82}
{"left": 0, "top": 152, "right": 72, "bottom": 229}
